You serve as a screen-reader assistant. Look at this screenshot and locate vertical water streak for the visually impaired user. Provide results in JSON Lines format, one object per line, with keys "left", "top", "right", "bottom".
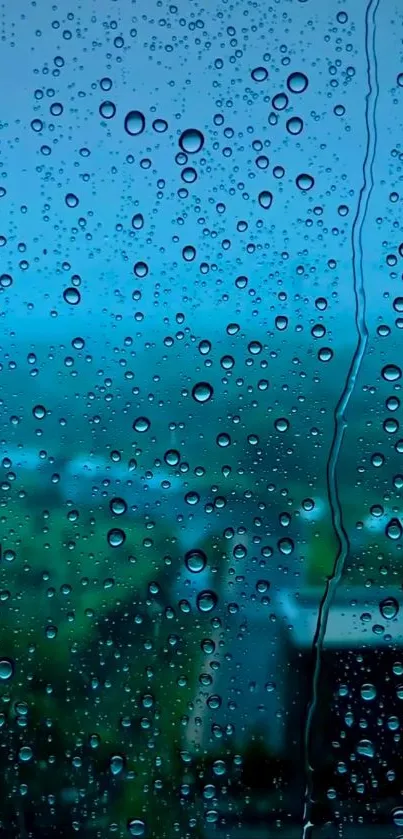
{"left": 301, "top": 1, "right": 380, "bottom": 836}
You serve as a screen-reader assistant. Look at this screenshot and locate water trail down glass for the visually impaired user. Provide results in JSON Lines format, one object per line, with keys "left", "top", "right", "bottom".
{"left": 301, "top": 1, "right": 380, "bottom": 836}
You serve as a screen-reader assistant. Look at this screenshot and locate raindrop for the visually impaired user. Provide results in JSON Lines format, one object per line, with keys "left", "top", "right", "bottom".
{"left": 360, "top": 683, "right": 376, "bottom": 701}
{"left": 124, "top": 110, "right": 145, "bottom": 136}
{"left": 133, "top": 417, "right": 150, "bottom": 433}
{"left": 63, "top": 287, "right": 81, "bottom": 305}
{"left": 110, "top": 497, "right": 127, "bottom": 516}
{"left": 385, "top": 518, "right": 402, "bottom": 540}
{"left": 197, "top": 590, "right": 218, "bottom": 613}
{"left": 107, "top": 528, "right": 126, "bottom": 548}
{"left": 33, "top": 404, "right": 46, "bottom": 420}
{"left": 110, "top": 754, "right": 124, "bottom": 775}
{"left": 380, "top": 597, "right": 399, "bottom": 620}
{"left": 128, "top": 819, "right": 146, "bottom": 837}
{"left": 0, "top": 658, "right": 14, "bottom": 681}
{"left": 19, "top": 746, "right": 33, "bottom": 762}
{"left": 179, "top": 128, "right": 204, "bottom": 154}
{"left": 182, "top": 244, "right": 196, "bottom": 261}
{"left": 287, "top": 71, "right": 309, "bottom": 93}
{"left": 258, "top": 190, "right": 273, "bottom": 209}
{"left": 99, "top": 100, "right": 116, "bottom": 119}
{"left": 286, "top": 116, "right": 304, "bottom": 135}
{"left": 164, "top": 449, "right": 180, "bottom": 466}
{"left": 65, "top": 193, "right": 79, "bottom": 208}
{"left": 133, "top": 261, "right": 149, "bottom": 278}
{"left": 131, "top": 213, "right": 144, "bottom": 230}
{"left": 381, "top": 364, "right": 402, "bottom": 382}
{"left": 192, "top": 382, "right": 213, "bottom": 403}
{"left": 251, "top": 66, "right": 268, "bottom": 82}
{"left": 185, "top": 549, "right": 207, "bottom": 573}
{"left": 296, "top": 173, "right": 314, "bottom": 191}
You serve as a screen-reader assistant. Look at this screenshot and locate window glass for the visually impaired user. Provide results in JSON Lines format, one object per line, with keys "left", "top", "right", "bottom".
{"left": 0, "top": 1, "right": 399, "bottom": 837}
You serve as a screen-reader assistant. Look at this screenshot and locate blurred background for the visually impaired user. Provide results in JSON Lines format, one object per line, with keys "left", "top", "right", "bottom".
{"left": 0, "top": 0, "right": 402, "bottom": 836}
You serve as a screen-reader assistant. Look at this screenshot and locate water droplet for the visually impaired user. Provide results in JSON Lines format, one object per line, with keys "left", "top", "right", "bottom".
{"left": 287, "top": 71, "right": 309, "bottom": 93}
{"left": 65, "top": 193, "right": 79, "bottom": 208}
{"left": 258, "top": 190, "right": 273, "bottom": 209}
{"left": 397, "top": 74, "right": 403, "bottom": 88}
{"left": 0, "top": 658, "right": 14, "bottom": 681}
{"left": 278, "top": 537, "right": 294, "bottom": 555}
{"left": 360, "top": 683, "right": 376, "bottom": 701}
{"left": 124, "top": 110, "right": 145, "bottom": 136}
{"left": 99, "top": 100, "right": 116, "bottom": 119}
{"left": 107, "top": 528, "right": 126, "bottom": 548}
{"left": 185, "top": 549, "right": 207, "bottom": 574}
{"left": 286, "top": 116, "right": 304, "bottom": 135}
{"left": 275, "top": 417, "right": 289, "bottom": 432}
{"left": 182, "top": 244, "right": 196, "bottom": 261}
{"left": 382, "top": 364, "right": 402, "bottom": 382}
{"left": 110, "top": 497, "right": 127, "bottom": 516}
{"left": 197, "top": 590, "right": 218, "bottom": 613}
{"left": 392, "top": 808, "right": 403, "bottom": 827}
{"left": 386, "top": 518, "right": 402, "bottom": 540}
{"left": 380, "top": 597, "right": 399, "bottom": 620}
{"left": 192, "top": 382, "right": 213, "bottom": 403}
{"left": 128, "top": 819, "right": 146, "bottom": 837}
{"left": 63, "top": 287, "right": 81, "bottom": 305}
{"left": 19, "top": 746, "right": 33, "bottom": 762}
{"left": 133, "top": 261, "right": 149, "bottom": 278}
{"left": 296, "top": 173, "right": 314, "bottom": 191}
{"left": 357, "top": 739, "right": 374, "bottom": 758}
{"left": 251, "top": 66, "right": 268, "bottom": 82}
{"left": 179, "top": 128, "right": 204, "bottom": 154}
{"left": 164, "top": 449, "right": 180, "bottom": 466}
{"left": 133, "top": 416, "right": 150, "bottom": 433}
{"left": 110, "top": 754, "right": 124, "bottom": 775}
{"left": 33, "top": 404, "right": 46, "bottom": 420}
{"left": 131, "top": 213, "right": 144, "bottom": 230}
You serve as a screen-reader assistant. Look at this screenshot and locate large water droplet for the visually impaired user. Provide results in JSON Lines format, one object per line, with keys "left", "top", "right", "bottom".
{"left": 179, "top": 128, "right": 204, "bottom": 154}
{"left": 258, "top": 190, "right": 273, "bottom": 209}
{"left": 63, "top": 287, "right": 81, "bottom": 305}
{"left": 296, "top": 173, "right": 314, "bottom": 191}
{"left": 107, "top": 528, "right": 126, "bottom": 548}
{"left": 110, "top": 754, "right": 124, "bottom": 775}
{"left": 110, "top": 497, "right": 128, "bottom": 516}
{"left": 128, "top": 819, "right": 146, "bottom": 837}
{"left": 385, "top": 517, "right": 402, "bottom": 540}
{"left": 185, "top": 549, "right": 207, "bottom": 574}
{"left": 287, "top": 71, "right": 309, "bottom": 93}
{"left": 133, "top": 416, "right": 151, "bottom": 433}
{"left": 380, "top": 596, "right": 399, "bottom": 620}
{"left": 360, "top": 683, "right": 376, "bottom": 701}
{"left": 124, "top": 110, "right": 145, "bottom": 136}
{"left": 382, "top": 364, "right": 402, "bottom": 382}
{"left": 251, "top": 66, "right": 268, "bottom": 82}
{"left": 0, "top": 658, "right": 14, "bottom": 681}
{"left": 197, "top": 590, "right": 218, "bottom": 613}
{"left": 192, "top": 382, "right": 213, "bottom": 403}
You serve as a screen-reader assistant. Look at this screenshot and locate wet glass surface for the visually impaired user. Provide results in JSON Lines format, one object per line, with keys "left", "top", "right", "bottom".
{"left": 0, "top": 0, "right": 401, "bottom": 836}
